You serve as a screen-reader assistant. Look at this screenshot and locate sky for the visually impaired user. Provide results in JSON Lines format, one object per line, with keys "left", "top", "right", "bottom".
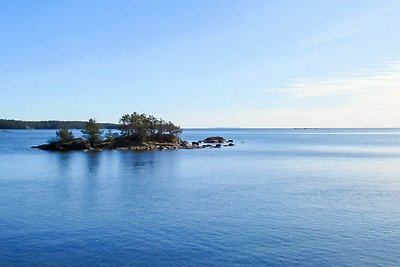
{"left": 0, "top": 0, "right": 399, "bottom": 127}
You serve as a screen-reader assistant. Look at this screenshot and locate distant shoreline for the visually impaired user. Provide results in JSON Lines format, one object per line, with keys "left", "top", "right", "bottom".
{"left": 0, "top": 119, "right": 118, "bottom": 130}
{"left": 1, "top": 119, "right": 399, "bottom": 130}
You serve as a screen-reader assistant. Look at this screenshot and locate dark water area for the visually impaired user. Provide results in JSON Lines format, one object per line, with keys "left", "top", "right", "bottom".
{"left": 0, "top": 129, "right": 399, "bottom": 266}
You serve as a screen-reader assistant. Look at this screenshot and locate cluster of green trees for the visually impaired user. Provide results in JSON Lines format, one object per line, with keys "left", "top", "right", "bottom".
{"left": 0, "top": 119, "right": 117, "bottom": 129}
{"left": 119, "top": 113, "right": 182, "bottom": 144}
{"left": 56, "top": 128, "right": 74, "bottom": 142}
{"left": 56, "top": 113, "right": 182, "bottom": 147}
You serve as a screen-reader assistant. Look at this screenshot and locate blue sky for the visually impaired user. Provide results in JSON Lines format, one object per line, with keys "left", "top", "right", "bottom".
{"left": 1, "top": 0, "right": 399, "bottom": 127}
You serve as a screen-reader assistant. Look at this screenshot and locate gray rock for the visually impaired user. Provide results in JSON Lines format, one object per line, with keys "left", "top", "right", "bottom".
{"left": 200, "top": 136, "right": 226, "bottom": 143}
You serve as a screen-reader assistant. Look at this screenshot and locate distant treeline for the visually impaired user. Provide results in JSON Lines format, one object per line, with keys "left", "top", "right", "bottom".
{"left": 0, "top": 119, "right": 118, "bottom": 129}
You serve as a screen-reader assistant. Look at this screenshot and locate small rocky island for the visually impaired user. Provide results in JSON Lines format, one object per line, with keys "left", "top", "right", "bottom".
{"left": 32, "top": 113, "right": 235, "bottom": 151}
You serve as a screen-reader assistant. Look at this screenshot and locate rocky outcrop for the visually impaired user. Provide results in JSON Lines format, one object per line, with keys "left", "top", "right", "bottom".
{"left": 32, "top": 136, "right": 235, "bottom": 152}
{"left": 199, "top": 136, "right": 225, "bottom": 143}
{"left": 191, "top": 141, "right": 200, "bottom": 147}
{"left": 32, "top": 139, "right": 89, "bottom": 151}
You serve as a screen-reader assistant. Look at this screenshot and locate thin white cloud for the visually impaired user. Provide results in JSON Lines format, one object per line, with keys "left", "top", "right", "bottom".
{"left": 276, "top": 61, "right": 400, "bottom": 99}
{"left": 198, "top": 61, "right": 400, "bottom": 127}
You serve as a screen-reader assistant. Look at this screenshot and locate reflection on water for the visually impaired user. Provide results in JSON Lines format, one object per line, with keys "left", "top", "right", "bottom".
{"left": 55, "top": 151, "right": 72, "bottom": 173}
{"left": 0, "top": 129, "right": 399, "bottom": 266}
{"left": 86, "top": 152, "right": 100, "bottom": 174}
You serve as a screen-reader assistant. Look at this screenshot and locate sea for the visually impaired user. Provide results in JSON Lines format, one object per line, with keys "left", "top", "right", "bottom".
{"left": 0, "top": 128, "right": 399, "bottom": 266}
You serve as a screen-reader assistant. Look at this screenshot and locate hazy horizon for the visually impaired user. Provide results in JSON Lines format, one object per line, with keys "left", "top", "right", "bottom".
{"left": 2, "top": 118, "right": 400, "bottom": 130}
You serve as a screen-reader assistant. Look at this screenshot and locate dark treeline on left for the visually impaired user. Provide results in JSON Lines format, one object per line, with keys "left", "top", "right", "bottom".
{"left": 0, "top": 119, "right": 118, "bottom": 129}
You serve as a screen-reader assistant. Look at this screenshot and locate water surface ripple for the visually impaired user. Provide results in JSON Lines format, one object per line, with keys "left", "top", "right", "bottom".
{"left": 0, "top": 129, "right": 399, "bottom": 266}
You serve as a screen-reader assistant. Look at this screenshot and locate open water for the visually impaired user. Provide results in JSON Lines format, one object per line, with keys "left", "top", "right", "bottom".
{"left": 0, "top": 128, "right": 399, "bottom": 266}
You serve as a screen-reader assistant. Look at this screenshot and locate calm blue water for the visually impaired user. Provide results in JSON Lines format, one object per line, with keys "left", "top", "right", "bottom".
{"left": 0, "top": 128, "right": 399, "bottom": 266}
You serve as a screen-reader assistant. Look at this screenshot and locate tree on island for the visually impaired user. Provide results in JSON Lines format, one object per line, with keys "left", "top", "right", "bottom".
{"left": 33, "top": 113, "right": 234, "bottom": 151}
{"left": 119, "top": 112, "right": 149, "bottom": 144}
{"left": 56, "top": 127, "right": 74, "bottom": 142}
{"left": 119, "top": 112, "right": 182, "bottom": 145}
{"left": 104, "top": 129, "right": 118, "bottom": 143}
{"left": 36, "top": 113, "right": 185, "bottom": 151}
{"left": 81, "top": 118, "right": 103, "bottom": 147}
